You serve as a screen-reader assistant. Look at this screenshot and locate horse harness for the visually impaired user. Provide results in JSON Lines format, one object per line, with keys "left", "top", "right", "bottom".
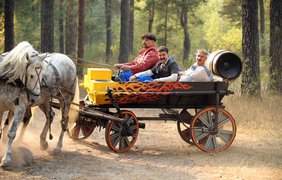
{"left": 42, "top": 55, "right": 76, "bottom": 133}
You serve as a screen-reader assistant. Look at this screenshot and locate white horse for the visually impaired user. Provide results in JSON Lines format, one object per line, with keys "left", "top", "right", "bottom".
{"left": 32, "top": 53, "right": 79, "bottom": 153}
{"left": 0, "top": 41, "right": 46, "bottom": 167}
{"left": 2, "top": 53, "right": 79, "bottom": 153}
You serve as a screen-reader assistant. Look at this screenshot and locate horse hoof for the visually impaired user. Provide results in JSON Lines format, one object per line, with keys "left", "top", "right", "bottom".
{"left": 0, "top": 160, "right": 11, "bottom": 168}
{"left": 40, "top": 142, "right": 49, "bottom": 151}
{"left": 53, "top": 148, "right": 61, "bottom": 155}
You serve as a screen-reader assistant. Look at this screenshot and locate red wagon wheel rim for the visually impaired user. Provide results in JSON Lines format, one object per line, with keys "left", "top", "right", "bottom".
{"left": 191, "top": 107, "right": 236, "bottom": 153}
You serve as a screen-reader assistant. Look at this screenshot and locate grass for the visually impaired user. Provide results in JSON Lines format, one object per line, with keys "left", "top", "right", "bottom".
{"left": 223, "top": 94, "right": 282, "bottom": 137}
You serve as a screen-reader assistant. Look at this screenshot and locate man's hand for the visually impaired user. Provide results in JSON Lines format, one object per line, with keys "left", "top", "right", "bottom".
{"left": 120, "top": 65, "right": 131, "bottom": 71}
{"left": 114, "top": 64, "right": 122, "bottom": 69}
{"left": 153, "top": 78, "right": 160, "bottom": 82}
{"left": 129, "top": 75, "right": 137, "bottom": 81}
{"left": 178, "top": 71, "right": 186, "bottom": 76}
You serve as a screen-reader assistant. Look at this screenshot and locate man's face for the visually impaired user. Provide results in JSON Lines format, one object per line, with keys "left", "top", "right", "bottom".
{"left": 142, "top": 38, "right": 155, "bottom": 48}
{"left": 158, "top": 51, "right": 169, "bottom": 63}
{"left": 196, "top": 52, "right": 207, "bottom": 66}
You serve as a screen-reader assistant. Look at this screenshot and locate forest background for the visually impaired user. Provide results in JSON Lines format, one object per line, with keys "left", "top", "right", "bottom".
{"left": 0, "top": 0, "right": 281, "bottom": 96}
{"left": 0, "top": 1, "right": 282, "bottom": 178}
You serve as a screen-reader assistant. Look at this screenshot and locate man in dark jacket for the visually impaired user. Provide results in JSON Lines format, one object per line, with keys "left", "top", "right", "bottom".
{"left": 129, "top": 46, "right": 179, "bottom": 82}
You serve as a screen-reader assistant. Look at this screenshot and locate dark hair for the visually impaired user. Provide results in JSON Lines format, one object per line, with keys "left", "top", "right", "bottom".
{"left": 157, "top": 46, "right": 168, "bottom": 53}
{"left": 141, "top": 33, "right": 157, "bottom": 41}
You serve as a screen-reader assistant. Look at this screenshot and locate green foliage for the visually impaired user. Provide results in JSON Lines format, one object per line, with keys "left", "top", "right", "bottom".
{"left": 192, "top": 0, "right": 242, "bottom": 55}
{"left": 0, "top": 1, "right": 4, "bottom": 52}
{"left": 219, "top": 0, "right": 241, "bottom": 27}
{"left": 1, "top": 0, "right": 272, "bottom": 87}
{"left": 14, "top": 0, "right": 41, "bottom": 47}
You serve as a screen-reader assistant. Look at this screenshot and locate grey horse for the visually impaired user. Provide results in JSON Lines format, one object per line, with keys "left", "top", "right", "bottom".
{"left": 2, "top": 53, "right": 79, "bottom": 154}
{"left": 0, "top": 41, "right": 46, "bottom": 167}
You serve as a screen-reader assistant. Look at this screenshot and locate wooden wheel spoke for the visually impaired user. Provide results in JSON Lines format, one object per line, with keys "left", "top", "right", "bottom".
{"left": 126, "top": 116, "right": 133, "bottom": 125}
{"left": 123, "top": 137, "right": 131, "bottom": 147}
{"left": 124, "top": 114, "right": 129, "bottom": 120}
{"left": 204, "top": 135, "right": 213, "bottom": 149}
{"left": 193, "top": 127, "right": 202, "bottom": 140}
{"left": 119, "top": 137, "right": 126, "bottom": 150}
{"left": 218, "top": 111, "right": 223, "bottom": 124}
{"left": 199, "top": 115, "right": 211, "bottom": 127}
{"left": 212, "top": 135, "right": 218, "bottom": 150}
{"left": 130, "top": 125, "right": 137, "bottom": 131}
{"left": 181, "top": 122, "right": 190, "bottom": 129}
{"left": 196, "top": 132, "right": 209, "bottom": 142}
{"left": 218, "top": 129, "right": 233, "bottom": 134}
{"left": 110, "top": 132, "right": 121, "bottom": 147}
{"left": 112, "top": 124, "right": 121, "bottom": 132}
{"left": 218, "top": 117, "right": 230, "bottom": 127}
{"left": 207, "top": 111, "right": 213, "bottom": 126}
{"left": 217, "top": 132, "right": 232, "bottom": 144}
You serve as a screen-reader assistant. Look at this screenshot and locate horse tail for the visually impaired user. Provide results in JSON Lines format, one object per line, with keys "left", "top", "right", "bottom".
{"left": 68, "top": 76, "right": 80, "bottom": 125}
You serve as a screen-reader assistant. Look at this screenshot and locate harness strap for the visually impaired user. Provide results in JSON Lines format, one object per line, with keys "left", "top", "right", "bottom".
{"left": 42, "top": 61, "right": 61, "bottom": 102}
{"left": 49, "top": 63, "right": 60, "bottom": 86}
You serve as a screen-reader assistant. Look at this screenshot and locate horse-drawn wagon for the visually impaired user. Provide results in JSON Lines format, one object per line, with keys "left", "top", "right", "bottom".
{"left": 67, "top": 50, "right": 242, "bottom": 153}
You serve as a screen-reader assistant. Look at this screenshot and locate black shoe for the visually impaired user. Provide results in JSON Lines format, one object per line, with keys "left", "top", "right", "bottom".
{"left": 114, "top": 76, "right": 122, "bottom": 82}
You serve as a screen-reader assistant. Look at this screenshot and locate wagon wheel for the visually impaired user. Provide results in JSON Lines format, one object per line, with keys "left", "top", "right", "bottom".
{"left": 68, "top": 116, "right": 95, "bottom": 140}
{"left": 105, "top": 110, "right": 139, "bottom": 153}
{"left": 176, "top": 109, "right": 194, "bottom": 145}
{"left": 190, "top": 107, "right": 236, "bottom": 153}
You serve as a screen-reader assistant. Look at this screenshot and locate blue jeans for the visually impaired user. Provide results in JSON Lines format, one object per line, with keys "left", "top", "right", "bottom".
{"left": 137, "top": 74, "right": 154, "bottom": 82}
{"left": 118, "top": 70, "right": 133, "bottom": 82}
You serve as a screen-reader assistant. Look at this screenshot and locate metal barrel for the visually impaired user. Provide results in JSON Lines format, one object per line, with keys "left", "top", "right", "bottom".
{"left": 205, "top": 50, "right": 242, "bottom": 81}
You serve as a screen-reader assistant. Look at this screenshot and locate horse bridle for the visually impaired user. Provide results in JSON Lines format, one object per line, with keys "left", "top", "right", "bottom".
{"left": 24, "top": 55, "right": 43, "bottom": 97}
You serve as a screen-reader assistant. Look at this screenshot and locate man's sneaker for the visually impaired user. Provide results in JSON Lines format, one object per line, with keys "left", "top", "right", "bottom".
{"left": 114, "top": 76, "right": 122, "bottom": 82}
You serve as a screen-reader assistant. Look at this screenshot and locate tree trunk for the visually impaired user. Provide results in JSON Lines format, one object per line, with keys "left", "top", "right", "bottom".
{"left": 65, "top": 0, "right": 75, "bottom": 57}
{"left": 241, "top": 0, "right": 261, "bottom": 96}
{"left": 259, "top": 0, "right": 266, "bottom": 56}
{"left": 41, "top": 0, "right": 54, "bottom": 52}
{"left": 4, "top": 0, "right": 14, "bottom": 52}
{"left": 164, "top": 1, "right": 168, "bottom": 46}
{"left": 269, "top": 0, "right": 282, "bottom": 93}
{"left": 58, "top": 0, "right": 64, "bottom": 53}
{"left": 128, "top": 0, "right": 134, "bottom": 54}
{"left": 105, "top": 0, "right": 112, "bottom": 63}
{"left": 180, "top": 0, "right": 190, "bottom": 64}
{"left": 77, "top": 0, "right": 85, "bottom": 77}
{"left": 119, "top": 0, "right": 129, "bottom": 63}
{"left": 148, "top": 0, "right": 155, "bottom": 33}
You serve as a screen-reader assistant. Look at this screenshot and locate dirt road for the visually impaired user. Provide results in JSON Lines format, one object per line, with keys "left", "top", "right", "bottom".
{"left": 1, "top": 95, "right": 281, "bottom": 179}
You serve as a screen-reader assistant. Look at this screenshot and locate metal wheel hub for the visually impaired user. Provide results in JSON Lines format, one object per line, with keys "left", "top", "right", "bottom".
{"left": 208, "top": 126, "right": 218, "bottom": 135}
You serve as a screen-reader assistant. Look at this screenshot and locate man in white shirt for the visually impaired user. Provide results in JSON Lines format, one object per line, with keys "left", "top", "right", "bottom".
{"left": 179, "top": 49, "right": 215, "bottom": 82}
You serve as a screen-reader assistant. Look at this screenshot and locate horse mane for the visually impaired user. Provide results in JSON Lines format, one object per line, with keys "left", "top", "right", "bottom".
{"left": 0, "top": 41, "right": 38, "bottom": 83}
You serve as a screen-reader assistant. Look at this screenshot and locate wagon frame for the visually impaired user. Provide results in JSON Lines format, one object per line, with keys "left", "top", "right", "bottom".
{"left": 65, "top": 80, "right": 237, "bottom": 153}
